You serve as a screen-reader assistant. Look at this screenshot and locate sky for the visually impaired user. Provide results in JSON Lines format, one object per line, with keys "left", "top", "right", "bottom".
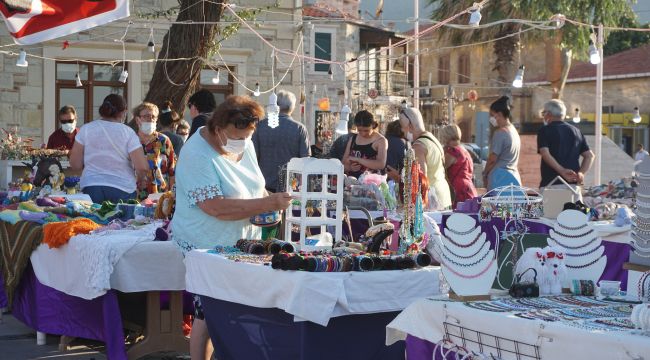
{"left": 358, "top": 0, "right": 650, "bottom": 31}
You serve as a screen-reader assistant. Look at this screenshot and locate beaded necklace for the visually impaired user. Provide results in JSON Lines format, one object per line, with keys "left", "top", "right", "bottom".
{"left": 444, "top": 231, "right": 482, "bottom": 248}
{"left": 637, "top": 271, "right": 650, "bottom": 301}
{"left": 445, "top": 224, "right": 477, "bottom": 236}
{"left": 443, "top": 240, "right": 488, "bottom": 259}
{"left": 551, "top": 228, "right": 594, "bottom": 239}
{"left": 462, "top": 301, "right": 514, "bottom": 313}
{"left": 566, "top": 256, "right": 603, "bottom": 269}
{"left": 548, "top": 235, "right": 598, "bottom": 250}
{"left": 441, "top": 256, "right": 495, "bottom": 279}
{"left": 442, "top": 246, "right": 491, "bottom": 267}
{"left": 631, "top": 232, "right": 650, "bottom": 244}
{"left": 556, "top": 221, "right": 588, "bottom": 231}
{"left": 566, "top": 245, "right": 601, "bottom": 257}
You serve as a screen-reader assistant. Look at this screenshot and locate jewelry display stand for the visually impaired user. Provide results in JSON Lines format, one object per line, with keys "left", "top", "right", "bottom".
{"left": 481, "top": 185, "right": 543, "bottom": 290}
{"left": 284, "top": 157, "right": 344, "bottom": 252}
{"left": 440, "top": 213, "right": 496, "bottom": 299}
{"left": 631, "top": 157, "right": 650, "bottom": 265}
{"left": 548, "top": 209, "right": 606, "bottom": 288}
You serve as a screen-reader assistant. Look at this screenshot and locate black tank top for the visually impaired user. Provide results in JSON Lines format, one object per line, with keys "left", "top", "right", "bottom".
{"left": 348, "top": 134, "right": 378, "bottom": 178}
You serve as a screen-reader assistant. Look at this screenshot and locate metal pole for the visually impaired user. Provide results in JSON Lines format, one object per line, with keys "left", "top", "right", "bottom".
{"left": 447, "top": 84, "right": 454, "bottom": 123}
{"left": 413, "top": 0, "right": 420, "bottom": 107}
{"left": 594, "top": 24, "right": 603, "bottom": 185}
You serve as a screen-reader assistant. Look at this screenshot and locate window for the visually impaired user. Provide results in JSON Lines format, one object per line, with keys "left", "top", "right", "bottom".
{"left": 312, "top": 28, "right": 336, "bottom": 73}
{"left": 199, "top": 65, "right": 235, "bottom": 104}
{"left": 458, "top": 54, "right": 470, "bottom": 83}
{"left": 55, "top": 61, "right": 128, "bottom": 125}
{"left": 438, "top": 55, "right": 450, "bottom": 85}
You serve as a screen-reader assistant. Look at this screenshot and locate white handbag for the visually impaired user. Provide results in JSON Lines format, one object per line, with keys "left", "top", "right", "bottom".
{"left": 541, "top": 176, "right": 582, "bottom": 219}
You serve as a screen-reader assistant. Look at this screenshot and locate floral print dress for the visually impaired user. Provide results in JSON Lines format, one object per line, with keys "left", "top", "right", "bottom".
{"left": 138, "top": 132, "right": 176, "bottom": 200}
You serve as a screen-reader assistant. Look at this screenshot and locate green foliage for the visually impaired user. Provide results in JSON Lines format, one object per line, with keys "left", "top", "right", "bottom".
{"left": 428, "top": 0, "right": 636, "bottom": 60}
{"left": 603, "top": 17, "right": 650, "bottom": 56}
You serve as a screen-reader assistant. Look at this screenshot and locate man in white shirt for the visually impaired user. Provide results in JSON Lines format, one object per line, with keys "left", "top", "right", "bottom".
{"left": 635, "top": 144, "right": 649, "bottom": 161}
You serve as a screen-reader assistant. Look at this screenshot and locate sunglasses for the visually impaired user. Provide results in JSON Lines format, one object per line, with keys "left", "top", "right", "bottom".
{"left": 229, "top": 110, "right": 259, "bottom": 129}
{"left": 60, "top": 119, "right": 75, "bottom": 124}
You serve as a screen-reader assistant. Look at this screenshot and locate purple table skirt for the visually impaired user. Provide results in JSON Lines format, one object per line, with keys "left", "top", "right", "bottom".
{"left": 441, "top": 215, "right": 631, "bottom": 290}
{"left": 406, "top": 335, "right": 457, "bottom": 360}
{"left": 0, "top": 272, "right": 8, "bottom": 308}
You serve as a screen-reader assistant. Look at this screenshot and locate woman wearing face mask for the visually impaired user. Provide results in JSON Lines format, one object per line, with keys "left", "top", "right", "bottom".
{"left": 391, "top": 107, "right": 452, "bottom": 210}
{"left": 483, "top": 96, "right": 521, "bottom": 190}
{"left": 133, "top": 102, "right": 176, "bottom": 200}
{"left": 176, "top": 120, "right": 190, "bottom": 143}
{"left": 69, "top": 94, "right": 149, "bottom": 203}
{"left": 172, "top": 95, "right": 293, "bottom": 360}
{"left": 47, "top": 105, "right": 79, "bottom": 150}
{"left": 342, "top": 110, "right": 388, "bottom": 178}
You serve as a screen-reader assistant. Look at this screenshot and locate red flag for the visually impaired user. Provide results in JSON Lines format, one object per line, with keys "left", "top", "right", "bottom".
{"left": 0, "top": 0, "right": 129, "bottom": 45}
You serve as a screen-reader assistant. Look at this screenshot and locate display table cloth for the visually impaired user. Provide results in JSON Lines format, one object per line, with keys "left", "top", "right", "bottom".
{"left": 13, "top": 239, "right": 187, "bottom": 360}
{"left": 186, "top": 250, "right": 442, "bottom": 360}
{"left": 387, "top": 296, "right": 650, "bottom": 360}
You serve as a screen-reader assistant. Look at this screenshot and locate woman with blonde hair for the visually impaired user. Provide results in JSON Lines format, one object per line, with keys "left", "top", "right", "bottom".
{"left": 439, "top": 124, "right": 477, "bottom": 209}
{"left": 388, "top": 107, "right": 452, "bottom": 210}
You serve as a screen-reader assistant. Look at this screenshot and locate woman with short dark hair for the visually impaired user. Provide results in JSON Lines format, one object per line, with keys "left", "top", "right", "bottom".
{"left": 171, "top": 95, "right": 293, "bottom": 360}
{"left": 483, "top": 96, "right": 521, "bottom": 190}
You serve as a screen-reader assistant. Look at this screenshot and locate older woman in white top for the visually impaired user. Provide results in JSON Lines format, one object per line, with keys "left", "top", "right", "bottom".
{"left": 69, "top": 94, "right": 149, "bottom": 203}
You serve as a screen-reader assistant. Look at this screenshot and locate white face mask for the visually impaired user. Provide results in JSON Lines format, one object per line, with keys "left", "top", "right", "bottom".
{"left": 61, "top": 122, "right": 75, "bottom": 133}
{"left": 406, "top": 132, "right": 414, "bottom": 142}
{"left": 180, "top": 135, "right": 189, "bottom": 142}
{"left": 140, "top": 122, "right": 156, "bottom": 135}
{"left": 489, "top": 116, "right": 498, "bottom": 127}
{"left": 219, "top": 131, "right": 247, "bottom": 155}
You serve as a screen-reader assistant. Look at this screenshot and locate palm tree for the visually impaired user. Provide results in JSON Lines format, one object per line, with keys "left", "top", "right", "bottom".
{"left": 428, "top": 0, "right": 635, "bottom": 99}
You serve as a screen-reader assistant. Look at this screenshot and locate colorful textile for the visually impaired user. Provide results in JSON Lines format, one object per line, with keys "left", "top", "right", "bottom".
{"left": 444, "top": 145, "right": 477, "bottom": 209}
{"left": 0, "top": 220, "right": 43, "bottom": 307}
{"left": 138, "top": 132, "right": 176, "bottom": 200}
{"left": 0, "top": 210, "right": 21, "bottom": 224}
{"left": 42, "top": 218, "right": 101, "bottom": 249}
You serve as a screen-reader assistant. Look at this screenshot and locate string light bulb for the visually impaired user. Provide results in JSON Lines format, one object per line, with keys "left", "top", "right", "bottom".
{"left": 572, "top": 108, "right": 580, "bottom": 123}
{"left": 335, "top": 105, "right": 351, "bottom": 134}
{"left": 468, "top": 5, "right": 482, "bottom": 27}
{"left": 328, "top": 66, "right": 333, "bottom": 81}
{"left": 119, "top": 69, "right": 128, "bottom": 83}
{"left": 16, "top": 49, "right": 28, "bottom": 67}
{"left": 253, "top": 83, "right": 261, "bottom": 97}
{"left": 267, "top": 92, "right": 280, "bottom": 128}
{"left": 211, "top": 68, "right": 221, "bottom": 84}
{"left": 588, "top": 41, "right": 600, "bottom": 65}
{"left": 633, "top": 107, "right": 642, "bottom": 123}
{"left": 512, "top": 65, "right": 525, "bottom": 88}
{"left": 75, "top": 73, "right": 83, "bottom": 87}
{"left": 147, "top": 25, "right": 155, "bottom": 53}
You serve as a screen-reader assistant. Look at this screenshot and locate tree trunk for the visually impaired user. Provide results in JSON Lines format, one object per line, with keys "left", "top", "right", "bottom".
{"left": 144, "top": 0, "right": 224, "bottom": 114}
{"left": 556, "top": 48, "right": 572, "bottom": 100}
{"left": 492, "top": 24, "right": 520, "bottom": 99}
{"left": 545, "top": 32, "right": 562, "bottom": 99}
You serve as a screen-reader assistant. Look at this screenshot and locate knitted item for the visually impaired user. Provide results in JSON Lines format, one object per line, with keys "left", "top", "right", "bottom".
{"left": 42, "top": 218, "right": 101, "bottom": 249}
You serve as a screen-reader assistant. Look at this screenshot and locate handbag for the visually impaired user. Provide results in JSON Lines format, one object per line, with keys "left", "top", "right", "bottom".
{"left": 509, "top": 268, "right": 539, "bottom": 298}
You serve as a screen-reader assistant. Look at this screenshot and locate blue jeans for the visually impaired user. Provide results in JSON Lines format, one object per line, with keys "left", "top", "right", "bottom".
{"left": 83, "top": 186, "right": 137, "bottom": 204}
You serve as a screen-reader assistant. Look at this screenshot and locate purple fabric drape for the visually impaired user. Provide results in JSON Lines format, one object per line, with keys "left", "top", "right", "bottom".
{"left": 12, "top": 264, "right": 127, "bottom": 360}
{"left": 0, "top": 273, "right": 8, "bottom": 308}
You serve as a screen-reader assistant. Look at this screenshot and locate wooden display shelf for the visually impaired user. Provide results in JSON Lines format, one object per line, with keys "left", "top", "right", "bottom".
{"left": 449, "top": 290, "right": 491, "bottom": 302}
{"left": 623, "top": 262, "right": 650, "bottom": 273}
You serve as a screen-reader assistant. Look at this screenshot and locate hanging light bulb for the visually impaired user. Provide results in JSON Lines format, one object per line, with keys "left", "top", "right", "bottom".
{"left": 119, "top": 69, "right": 128, "bottom": 83}
{"left": 401, "top": 100, "right": 409, "bottom": 110}
{"left": 267, "top": 92, "right": 280, "bottom": 129}
{"left": 211, "top": 68, "right": 221, "bottom": 84}
{"left": 572, "top": 108, "right": 581, "bottom": 123}
{"left": 253, "top": 83, "right": 261, "bottom": 97}
{"left": 328, "top": 66, "right": 333, "bottom": 81}
{"left": 588, "top": 41, "right": 600, "bottom": 65}
{"left": 633, "top": 107, "right": 642, "bottom": 124}
{"left": 75, "top": 73, "right": 83, "bottom": 87}
{"left": 147, "top": 40, "right": 155, "bottom": 53}
{"left": 512, "top": 65, "right": 525, "bottom": 88}
{"left": 335, "top": 105, "right": 351, "bottom": 135}
{"left": 16, "top": 49, "right": 28, "bottom": 67}
{"left": 468, "top": 6, "right": 482, "bottom": 27}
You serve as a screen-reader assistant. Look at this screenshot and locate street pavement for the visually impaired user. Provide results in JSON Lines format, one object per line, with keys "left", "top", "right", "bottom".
{"left": 0, "top": 313, "right": 188, "bottom": 360}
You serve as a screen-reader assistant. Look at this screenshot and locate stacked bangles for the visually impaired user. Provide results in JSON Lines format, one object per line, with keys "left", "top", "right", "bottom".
{"left": 270, "top": 252, "right": 432, "bottom": 272}
{"left": 235, "top": 239, "right": 295, "bottom": 255}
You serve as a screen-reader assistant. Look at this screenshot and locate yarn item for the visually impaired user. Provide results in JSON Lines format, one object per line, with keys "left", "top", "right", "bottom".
{"left": 43, "top": 218, "right": 101, "bottom": 248}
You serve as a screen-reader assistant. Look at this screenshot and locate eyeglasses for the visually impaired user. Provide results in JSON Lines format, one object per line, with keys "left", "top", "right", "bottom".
{"left": 139, "top": 113, "right": 157, "bottom": 120}
{"left": 229, "top": 109, "right": 259, "bottom": 129}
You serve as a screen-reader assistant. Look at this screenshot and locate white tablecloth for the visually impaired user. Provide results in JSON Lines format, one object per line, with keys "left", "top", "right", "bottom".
{"left": 185, "top": 249, "right": 441, "bottom": 326}
{"left": 31, "top": 236, "right": 184, "bottom": 300}
{"left": 386, "top": 298, "right": 650, "bottom": 360}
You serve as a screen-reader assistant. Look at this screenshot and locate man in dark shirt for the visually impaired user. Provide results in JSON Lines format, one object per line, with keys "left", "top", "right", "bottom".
{"left": 537, "top": 99, "right": 594, "bottom": 187}
{"left": 47, "top": 105, "right": 79, "bottom": 151}
{"left": 187, "top": 89, "right": 216, "bottom": 138}
{"left": 253, "top": 90, "right": 310, "bottom": 192}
